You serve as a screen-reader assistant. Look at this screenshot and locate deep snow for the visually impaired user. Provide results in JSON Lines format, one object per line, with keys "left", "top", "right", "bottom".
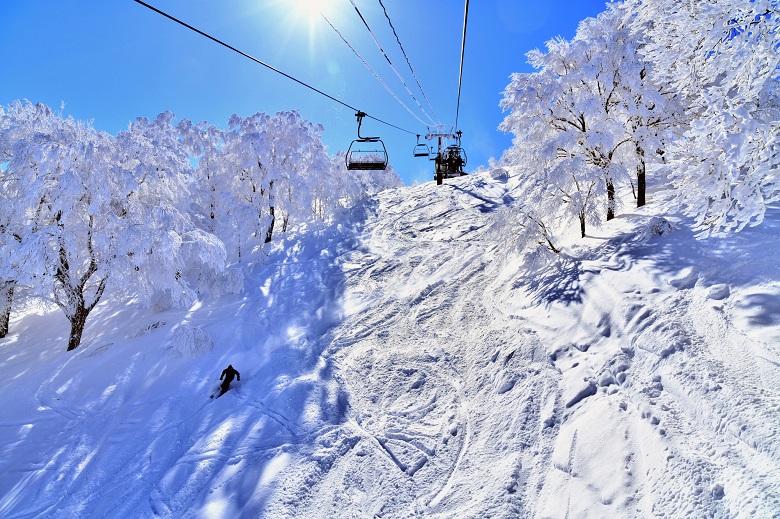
{"left": 1, "top": 170, "right": 779, "bottom": 518}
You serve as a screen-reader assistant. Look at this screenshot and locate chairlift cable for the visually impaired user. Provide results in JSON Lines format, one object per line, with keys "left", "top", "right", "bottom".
{"left": 347, "top": 0, "right": 437, "bottom": 126}
{"left": 321, "top": 14, "right": 429, "bottom": 128}
{"left": 455, "top": 0, "right": 470, "bottom": 129}
{"left": 131, "top": 0, "right": 415, "bottom": 135}
{"left": 376, "top": 0, "right": 440, "bottom": 124}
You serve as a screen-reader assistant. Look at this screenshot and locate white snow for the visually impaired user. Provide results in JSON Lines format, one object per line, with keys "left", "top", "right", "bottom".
{"left": 1, "top": 169, "right": 779, "bottom": 517}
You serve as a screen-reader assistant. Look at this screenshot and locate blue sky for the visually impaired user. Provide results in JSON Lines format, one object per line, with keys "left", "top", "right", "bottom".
{"left": 2, "top": 0, "right": 610, "bottom": 185}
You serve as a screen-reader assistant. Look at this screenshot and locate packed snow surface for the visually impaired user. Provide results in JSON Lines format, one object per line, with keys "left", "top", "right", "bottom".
{"left": 1, "top": 170, "right": 779, "bottom": 518}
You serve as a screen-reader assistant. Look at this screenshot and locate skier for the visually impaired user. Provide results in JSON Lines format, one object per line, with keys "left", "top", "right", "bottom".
{"left": 216, "top": 364, "right": 240, "bottom": 398}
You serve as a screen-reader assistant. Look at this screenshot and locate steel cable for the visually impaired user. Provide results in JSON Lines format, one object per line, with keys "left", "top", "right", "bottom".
{"left": 455, "top": 0, "right": 470, "bottom": 129}
{"left": 376, "top": 0, "right": 440, "bottom": 124}
{"left": 322, "top": 14, "right": 430, "bottom": 128}
{"left": 347, "top": 0, "right": 437, "bottom": 126}
{"left": 131, "top": 0, "right": 416, "bottom": 135}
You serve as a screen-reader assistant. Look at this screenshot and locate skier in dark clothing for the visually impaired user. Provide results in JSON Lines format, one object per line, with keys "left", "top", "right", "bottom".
{"left": 217, "top": 364, "right": 240, "bottom": 397}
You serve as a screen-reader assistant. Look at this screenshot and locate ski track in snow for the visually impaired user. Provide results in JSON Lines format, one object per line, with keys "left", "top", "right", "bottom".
{"left": 1, "top": 170, "right": 779, "bottom": 517}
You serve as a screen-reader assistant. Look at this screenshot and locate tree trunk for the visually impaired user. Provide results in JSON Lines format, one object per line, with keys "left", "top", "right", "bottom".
{"left": 606, "top": 179, "right": 616, "bottom": 221}
{"left": 67, "top": 302, "right": 89, "bottom": 351}
{"left": 0, "top": 281, "right": 15, "bottom": 338}
{"left": 264, "top": 180, "right": 276, "bottom": 244}
{"left": 265, "top": 205, "right": 275, "bottom": 244}
{"left": 63, "top": 277, "right": 106, "bottom": 352}
{"left": 636, "top": 143, "right": 646, "bottom": 208}
{"left": 579, "top": 211, "right": 586, "bottom": 238}
{"left": 54, "top": 212, "right": 106, "bottom": 351}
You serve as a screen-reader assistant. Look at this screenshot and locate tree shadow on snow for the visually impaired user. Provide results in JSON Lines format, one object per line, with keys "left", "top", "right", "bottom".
{"left": 449, "top": 184, "right": 515, "bottom": 214}
{"left": 519, "top": 254, "right": 588, "bottom": 306}
{"left": 141, "top": 201, "right": 373, "bottom": 516}
{"left": 522, "top": 207, "right": 780, "bottom": 309}
{"left": 0, "top": 201, "right": 373, "bottom": 519}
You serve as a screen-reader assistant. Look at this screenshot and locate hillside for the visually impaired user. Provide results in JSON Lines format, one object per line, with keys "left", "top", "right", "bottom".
{"left": 1, "top": 169, "right": 779, "bottom": 518}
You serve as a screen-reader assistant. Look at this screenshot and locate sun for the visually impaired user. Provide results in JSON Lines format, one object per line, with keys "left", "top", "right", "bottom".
{"left": 287, "top": 0, "right": 339, "bottom": 48}
{"left": 291, "top": 0, "right": 330, "bottom": 20}
{"left": 269, "top": 0, "right": 339, "bottom": 59}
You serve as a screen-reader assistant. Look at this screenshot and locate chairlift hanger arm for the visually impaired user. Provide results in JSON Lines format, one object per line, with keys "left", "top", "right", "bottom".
{"left": 355, "top": 111, "right": 379, "bottom": 141}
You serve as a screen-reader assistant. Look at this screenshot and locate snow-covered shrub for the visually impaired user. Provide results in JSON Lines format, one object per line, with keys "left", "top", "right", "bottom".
{"left": 490, "top": 204, "right": 560, "bottom": 272}
{"left": 131, "top": 320, "right": 166, "bottom": 339}
{"left": 489, "top": 167, "right": 509, "bottom": 182}
{"left": 639, "top": 217, "right": 674, "bottom": 240}
{"left": 194, "top": 265, "right": 245, "bottom": 298}
{"left": 167, "top": 323, "right": 214, "bottom": 358}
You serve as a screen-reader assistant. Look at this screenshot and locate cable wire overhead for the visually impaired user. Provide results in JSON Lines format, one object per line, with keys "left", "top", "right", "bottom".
{"left": 347, "top": 0, "right": 437, "bottom": 127}
{"left": 131, "top": 0, "right": 415, "bottom": 135}
{"left": 321, "top": 14, "right": 430, "bottom": 128}
{"left": 376, "top": 0, "right": 440, "bottom": 124}
{"left": 455, "top": 0, "right": 470, "bottom": 129}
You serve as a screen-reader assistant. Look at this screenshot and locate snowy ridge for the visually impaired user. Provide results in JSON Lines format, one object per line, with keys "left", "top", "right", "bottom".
{"left": 1, "top": 170, "right": 779, "bottom": 517}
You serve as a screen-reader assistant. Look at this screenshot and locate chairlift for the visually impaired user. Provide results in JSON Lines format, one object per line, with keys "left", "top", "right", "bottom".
{"left": 346, "top": 111, "right": 389, "bottom": 171}
{"left": 440, "top": 130, "right": 467, "bottom": 179}
{"left": 413, "top": 134, "right": 430, "bottom": 158}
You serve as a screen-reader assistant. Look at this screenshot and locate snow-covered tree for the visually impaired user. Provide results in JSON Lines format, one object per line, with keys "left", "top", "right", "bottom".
{"left": 190, "top": 110, "right": 400, "bottom": 262}
{"left": 115, "top": 112, "right": 226, "bottom": 306}
{"left": 0, "top": 102, "right": 223, "bottom": 350}
{"left": 2, "top": 99, "right": 400, "bottom": 346}
{"left": 0, "top": 105, "right": 12, "bottom": 337}
{"left": 0, "top": 176, "right": 29, "bottom": 338}
{"left": 576, "top": 13, "right": 681, "bottom": 209}
{"left": 500, "top": 9, "right": 677, "bottom": 238}
{"left": 212, "top": 112, "right": 286, "bottom": 260}
{"left": 0, "top": 105, "right": 21, "bottom": 337}
{"left": 253, "top": 111, "right": 332, "bottom": 240}
{"left": 0, "top": 102, "right": 118, "bottom": 350}
{"left": 177, "top": 118, "right": 226, "bottom": 234}
{"left": 619, "top": 0, "right": 780, "bottom": 235}
{"left": 0, "top": 103, "right": 67, "bottom": 338}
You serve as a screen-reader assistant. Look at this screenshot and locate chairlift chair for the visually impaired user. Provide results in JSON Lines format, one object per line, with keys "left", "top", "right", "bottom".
{"left": 346, "top": 111, "right": 389, "bottom": 171}
{"left": 413, "top": 134, "right": 430, "bottom": 158}
{"left": 346, "top": 140, "right": 389, "bottom": 171}
{"left": 444, "top": 130, "right": 467, "bottom": 177}
{"left": 441, "top": 144, "right": 467, "bottom": 178}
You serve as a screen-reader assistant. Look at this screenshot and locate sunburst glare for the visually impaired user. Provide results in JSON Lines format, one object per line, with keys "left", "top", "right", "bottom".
{"left": 292, "top": 0, "right": 327, "bottom": 18}
{"left": 278, "top": 0, "right": 338, "bottom": 57}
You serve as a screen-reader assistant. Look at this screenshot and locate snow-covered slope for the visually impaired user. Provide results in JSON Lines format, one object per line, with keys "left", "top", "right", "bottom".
{"left": 1, "top": 171, "right": 779, "bottom": 518}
